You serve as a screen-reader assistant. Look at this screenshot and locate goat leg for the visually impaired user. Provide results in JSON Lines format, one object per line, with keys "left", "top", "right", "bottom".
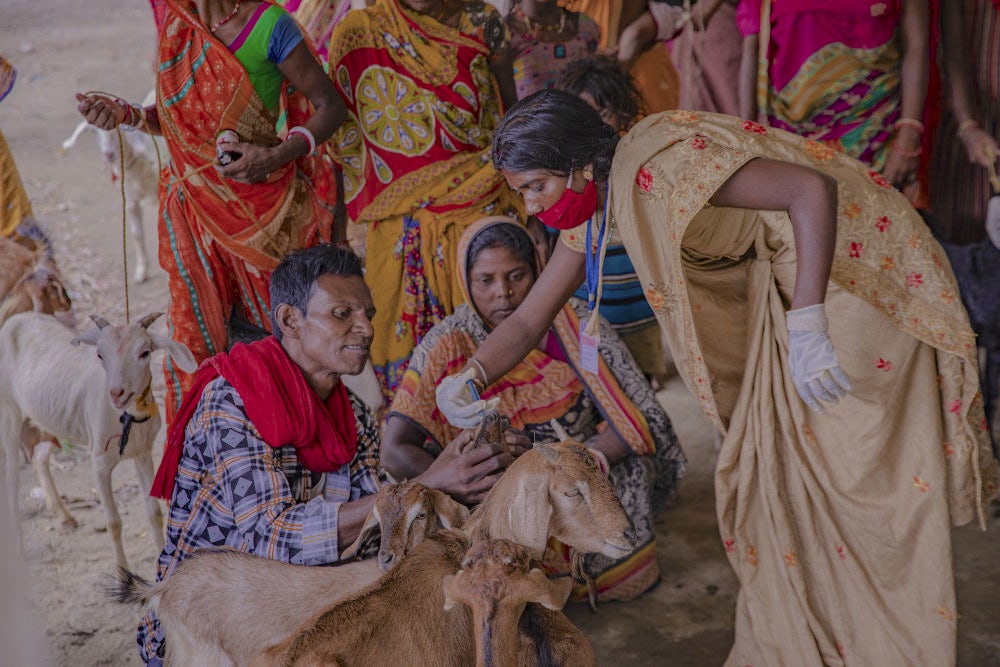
{"left": 132, "top": 450, "right": 165, "bottom": 550}
{"left": 31, "top": 440, "right": 78, "bottom": 529}
{"left": 93, "top": 455, "right": 129, "bottom": 569}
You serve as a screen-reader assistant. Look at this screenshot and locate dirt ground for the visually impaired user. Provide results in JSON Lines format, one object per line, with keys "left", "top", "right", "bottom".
{"left": 2, "top": 2, "right": 1000, "bottom": 665}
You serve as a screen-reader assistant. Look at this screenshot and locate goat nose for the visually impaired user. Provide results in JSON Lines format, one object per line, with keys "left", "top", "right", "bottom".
{"left": 379, "top": 551, "right": 395, "bottom": 567}
{"left": 109, "top": 387, "right": 125, "bottom": 401}
{"left": 623, "top": 523, "right": 638, "bottom": 547}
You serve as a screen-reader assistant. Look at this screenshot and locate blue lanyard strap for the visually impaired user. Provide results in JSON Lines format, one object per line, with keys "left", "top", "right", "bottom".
{"left": 584, "top": 194, "right": 611, "bottom": 311}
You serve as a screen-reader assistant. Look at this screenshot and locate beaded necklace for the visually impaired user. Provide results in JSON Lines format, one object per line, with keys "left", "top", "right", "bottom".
{"left": 209, "top": 0, "right": 241, "bottom": 32}
{"left": 521, "top": 7, "right": 567, "bottom": 38}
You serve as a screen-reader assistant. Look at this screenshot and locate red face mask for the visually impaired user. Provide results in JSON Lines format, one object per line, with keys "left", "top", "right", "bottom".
{"left": 536, "top": 174, "right": 598, "bottom": 230}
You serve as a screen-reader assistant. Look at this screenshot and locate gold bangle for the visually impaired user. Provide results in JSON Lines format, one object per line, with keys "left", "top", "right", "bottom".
{"left": 957, "top": 119, "right": 979, "bottom": 140}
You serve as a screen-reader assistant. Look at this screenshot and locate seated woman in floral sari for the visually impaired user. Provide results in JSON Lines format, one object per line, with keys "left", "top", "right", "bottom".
{"left": 384, "top": 217, "right": 686, "bottom": 602}
{"left": 328, "top": 0, "right": 524, "bottom": 397}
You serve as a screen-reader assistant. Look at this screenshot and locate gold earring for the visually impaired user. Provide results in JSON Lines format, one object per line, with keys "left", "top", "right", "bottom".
{"left": 582, "top": 168, "right": 594, "bottom": 181}
{"left": 506, "top": 289, "right": 514, "bottom": 298}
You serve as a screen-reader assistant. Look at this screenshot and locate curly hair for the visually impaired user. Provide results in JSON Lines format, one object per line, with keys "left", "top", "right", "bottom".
{"left": 492, "top": 89, "right": 620, "bottom": 181}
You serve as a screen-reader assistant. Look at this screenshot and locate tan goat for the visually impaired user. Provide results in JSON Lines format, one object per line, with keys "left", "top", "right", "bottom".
{"left": 109, "top": 440, "right": 630, "bottom": 664}
{"left": 443, "top": 538, "right": 592, "bottom": 667}
{"left": 109, "top": 480, "right": 469, "bottom": 666}
{"left": 255, "top": 529, "right": 474, "bottom": 667}
{"left": 343, "top": 479, "right": 470, "bottom": 571}
{"left": 0, "top": 236, "right": 74, "bottom": 330}
{"left": 465, "top": 439, "right": 633, "bottom": 561}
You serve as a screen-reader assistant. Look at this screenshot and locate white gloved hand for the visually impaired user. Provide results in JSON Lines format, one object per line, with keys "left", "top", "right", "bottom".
{"left": 786, "top": 304, "right": 852, "bottom": 413}
{"left": 435, "top": 368, "right": 500, "bottom": 429}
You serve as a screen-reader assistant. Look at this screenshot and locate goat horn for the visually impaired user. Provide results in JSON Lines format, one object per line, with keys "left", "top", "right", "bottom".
{"left": 533, "top": 442, "right": 559, "bottom": 462}
{"left": 90, "top": 315, "right": 111, "bottom": 329}
{"left": 138, "top": 312, "right": 164, "bottom": 329}
{"left": 548, "top": 419, "right": 571, "bottom": 442}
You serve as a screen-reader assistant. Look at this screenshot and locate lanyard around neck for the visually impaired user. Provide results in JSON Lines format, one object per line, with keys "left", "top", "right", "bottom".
{"left": 584, "top": 192, "right": 611, "bottom": 313}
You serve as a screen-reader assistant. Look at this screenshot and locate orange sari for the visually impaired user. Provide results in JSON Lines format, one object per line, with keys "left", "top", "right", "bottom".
{"left": 157, "top": 0, "right": 335, "bottom": 421}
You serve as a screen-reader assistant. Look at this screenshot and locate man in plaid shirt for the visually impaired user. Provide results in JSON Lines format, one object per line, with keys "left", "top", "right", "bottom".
{"left": 139, "top": 245, "right": 386, "bottom": 665}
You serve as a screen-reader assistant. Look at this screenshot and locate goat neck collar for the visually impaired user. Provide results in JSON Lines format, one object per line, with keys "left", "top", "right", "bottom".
{"left": 126, "top": 383, "right": 158, "bottom": 421}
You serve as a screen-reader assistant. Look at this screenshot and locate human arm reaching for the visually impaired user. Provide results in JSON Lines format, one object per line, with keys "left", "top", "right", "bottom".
{"left": 216, "top": 41, "right": 347, "bottom": 183}
{"left": 940, "top": 0, "right": 1000, "bottom": 170}
{"left": 710, "top": 157, "right": 849, "bottom": 411}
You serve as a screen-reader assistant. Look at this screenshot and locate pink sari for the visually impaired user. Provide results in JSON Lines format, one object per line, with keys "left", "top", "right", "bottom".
{"left": 737, "top": 0, "right": 903, "bottom": 168}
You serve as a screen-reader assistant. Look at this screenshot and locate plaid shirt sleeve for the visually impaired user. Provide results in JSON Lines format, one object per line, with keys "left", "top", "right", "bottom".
{"left": 136, "top": 382, "right": 384, "bottom": 663}
{"left": 213, "top": 384, "right": 386, "bottom": 565}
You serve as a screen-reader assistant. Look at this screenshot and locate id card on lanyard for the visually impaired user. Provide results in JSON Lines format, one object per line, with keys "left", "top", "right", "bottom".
{"left": 581, "top": 195, "right": 612, "bottom": 374}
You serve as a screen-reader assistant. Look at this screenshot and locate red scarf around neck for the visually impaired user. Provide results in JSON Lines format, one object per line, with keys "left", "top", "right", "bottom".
{"left": 150, "top": 336, "right": 358, "bottom": 500}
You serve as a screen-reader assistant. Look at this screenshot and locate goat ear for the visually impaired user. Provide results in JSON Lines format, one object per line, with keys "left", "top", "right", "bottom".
{"left": 427, "top": 489, "right": 470, "bottom": 530}
{"left": 441, "top": 572, "right": 465, "bottom": 611}
{"left": 71, "top": 326, "right": 102, "bottom": 347}
{"left": 138, "top": 312, "right": 164, "bottom": 329}
{"left": 507, "top": 465, "right": 553, "bottom": 559}
{"left": 340, "top": 507, "right": 380, "bottom": 561}
{"left": 523, "top": 569, "right": 573, "bottom": 610}
{"left": 149, "top": 334, "right": 198, "bottom": 374}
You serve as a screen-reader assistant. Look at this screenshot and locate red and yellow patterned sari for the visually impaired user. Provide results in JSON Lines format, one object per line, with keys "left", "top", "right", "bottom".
{"left": 157, "top": 0, "right": 335, "bottom": 421}
{"left": 328, "top": 0, "right": 524, "bottom": 396}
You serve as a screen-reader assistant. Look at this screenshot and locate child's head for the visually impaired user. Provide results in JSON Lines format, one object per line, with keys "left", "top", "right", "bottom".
{"left": 555, "top": 55, "right": 642, "bottom": 133}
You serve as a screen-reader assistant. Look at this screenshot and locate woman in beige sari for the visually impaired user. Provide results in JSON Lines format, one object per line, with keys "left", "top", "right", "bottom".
{"left": 438, "top": 89, "right": 996, "bottom": 666}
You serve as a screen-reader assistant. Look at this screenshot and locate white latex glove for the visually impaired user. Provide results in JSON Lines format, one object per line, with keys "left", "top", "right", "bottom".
{"left": 435, "top": 368, "right": 500, "bottom": 429}
{"left": 786, "top": 304, "right": 852, "bottom": 413}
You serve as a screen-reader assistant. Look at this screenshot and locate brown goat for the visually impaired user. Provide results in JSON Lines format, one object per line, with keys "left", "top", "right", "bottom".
{"left": 465, "top": 439, "right": 633, "bottom": 561}
{"left": 443, "top": 539, "right": 588, "bottom": 667}
{"left": 472, "top": 409, "right": 512, "bottom": 454}
{"left": 256, "top": 529, "right": 474, "bottom": 667}
{"left": 343, "top": 479, "right": 470, "bottom": 571}
{"left": 109, "top": 480, "right": 467, "bottom": 665}
{"left": 109, "top": 440, "right": 630, "bottom": 664}
{"left": 0, "top": 236, "right": 74, "bottom": 330}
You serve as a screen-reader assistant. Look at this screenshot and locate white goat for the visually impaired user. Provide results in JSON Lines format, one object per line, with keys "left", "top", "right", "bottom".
{"left": 62, "top": 119, "right": 159, "bottom": 283}
{"left": 0, "top": 312, "right": 196, "bottom": 568}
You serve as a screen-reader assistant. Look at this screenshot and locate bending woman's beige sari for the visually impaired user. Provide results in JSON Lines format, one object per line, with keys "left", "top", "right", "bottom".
{"left": 581, "top": 111, "right": 996, "bottom": 666}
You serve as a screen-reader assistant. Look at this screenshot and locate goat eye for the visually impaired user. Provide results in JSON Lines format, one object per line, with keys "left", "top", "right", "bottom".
{"left": 416, "top": 512, "right": 427, "bottom": 520}
{"left": 564, "top": 490, "right": 580, "bottom": 498}
{"left": 140, "top": 350, "right": 151, "bottom": 359}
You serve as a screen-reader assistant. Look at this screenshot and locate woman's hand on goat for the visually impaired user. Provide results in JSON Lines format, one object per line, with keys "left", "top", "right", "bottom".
{"left": 420, "top": 430, "right": 513, "bottom": 505}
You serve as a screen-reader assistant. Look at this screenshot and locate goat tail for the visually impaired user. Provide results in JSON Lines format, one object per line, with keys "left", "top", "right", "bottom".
{"left": 105, "top": 567, "right": 156, "bottom": 608}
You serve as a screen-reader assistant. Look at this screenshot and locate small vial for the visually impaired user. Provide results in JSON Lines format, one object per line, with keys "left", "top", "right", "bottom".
{"left": 216, "top": 129, "right": 242, "bottom": 166}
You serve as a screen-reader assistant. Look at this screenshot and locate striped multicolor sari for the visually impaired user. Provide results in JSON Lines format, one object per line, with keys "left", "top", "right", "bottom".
{"left": 389, "top": 217, "right": 686, "bottom": 601}
{"left": 156, "top": 0, "right": 335, "bottom": 422}
{"left": 737, "top": 0, "right": 904, "bottom": 169}
{"left": 328, "top": 0, "right": 524, "bottom": 397}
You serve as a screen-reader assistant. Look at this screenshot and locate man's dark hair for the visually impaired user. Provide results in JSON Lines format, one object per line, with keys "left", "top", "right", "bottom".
{"left": 555, "top": 55, "right": 641, "bottom": 132}
{"left": 268, "top": 244, "right": 364, "bottom": 340}
{"left": 492, "top": 89, "right": 620, "bottom": 181}
{"left": 466, "top": 222, "right": 539, "bottom": 287}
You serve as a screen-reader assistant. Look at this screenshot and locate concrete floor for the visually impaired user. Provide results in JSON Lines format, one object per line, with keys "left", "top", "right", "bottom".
{"left": 565, "top": 379, "right": 1000, "bottom": 666}
{"left": 4, "top": 1, "right": 1000, "bottom": 663}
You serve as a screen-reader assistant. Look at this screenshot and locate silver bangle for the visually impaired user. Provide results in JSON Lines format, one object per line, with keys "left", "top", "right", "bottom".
{"left": 469, "top": 357, "right": 488, "bottom": 386}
